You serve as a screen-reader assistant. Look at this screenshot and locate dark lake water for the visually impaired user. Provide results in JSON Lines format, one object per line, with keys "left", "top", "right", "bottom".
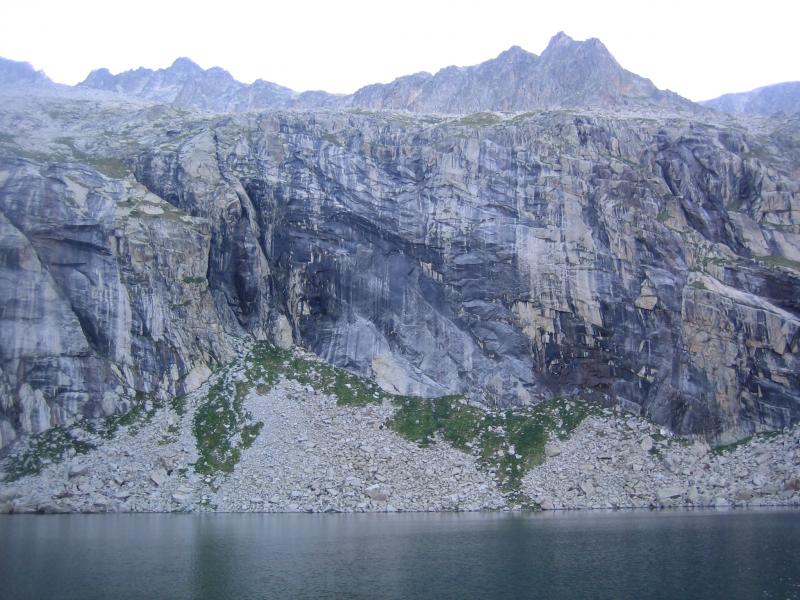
{"left": 1, "top": 509, "right": 799, "bottom": 600}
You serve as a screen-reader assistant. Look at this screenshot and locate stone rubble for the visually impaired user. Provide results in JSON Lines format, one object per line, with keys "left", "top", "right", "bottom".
{"left": 0, "top": 374, "right": 504, "bottom": 514}
{"left": 0, "top": 370, "right": 798, "bottom": 515}
{"left": 524, "top": 414, "right": 800, "bottom": 510}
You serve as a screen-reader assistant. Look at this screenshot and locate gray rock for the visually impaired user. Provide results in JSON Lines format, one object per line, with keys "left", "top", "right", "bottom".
{"left": 37, "top": 501, "right": 69, "bottom": 514}
{"left": 0, "top": 489, "right": 21, "bottom": 503}
{"left": 544, "top": 443, "right": 561, "bottom": 458}
{"left": 10, "top": 498, "right": 37, "bottom": 513}
{"left": 149, "top": 470, "right": 167, "bottom": 487}
{"left": 656, "top": 486, "right": 684, "bottom": 502}
{"left": 712, "top": 497, "right": 731, "bottom": 508}
{"left": 68, "top": 464, "right": 90, "bottom": 478}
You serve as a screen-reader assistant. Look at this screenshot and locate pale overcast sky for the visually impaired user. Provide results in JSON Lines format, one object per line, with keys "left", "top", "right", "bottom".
{"left": 0, "top": 0, "right": 797, "bottom": 101}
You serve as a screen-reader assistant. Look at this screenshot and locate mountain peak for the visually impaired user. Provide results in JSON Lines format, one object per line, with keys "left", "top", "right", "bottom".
{"left": 170, "top": 57, "right": 202, "bottom": 72}
{"left": 544, "top": 31, "right": 575, "bottom": 52}
{"left": 494, "top": 45, "right": 537, "bottom": 63}
{"left": 500, "top": 45, "right": 528, "bottom": 56}
{"left": 541, "top": 31, "right": 614, "bottom": 62}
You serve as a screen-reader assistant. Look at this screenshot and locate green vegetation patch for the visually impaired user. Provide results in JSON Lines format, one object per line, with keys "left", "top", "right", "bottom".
{"left": 321, "top": 132, "right": 341, "bottom": 146}
{"left": 476, "top": 398, "right": 600, "bottom": 499}
{"left": 245, "top": 342, "right": 384, "bottom": 407}
{"left": 53, "top": 136, "right": 131, "bottom": 178}
{"left": 192, "top": 368, "right": 264, "bottom": 475}
{"left": 712, "top": 430, "right": 781, "bottom": 456}
{"left": 170, "top": 394, "right": 188, "bottom": 416}
{"left": 451, "top": 112, "right": 503, "bottom": 127}
{"left": 756, "top": 255, "right": 800, "bottom": 273}
{"left": 181, "top": 276, "right": 207, "bottom": 285}
{"left": 389, "top": 395, "right": 601, "bottom": 505}
{"left": 389, "top": 395, "right": 481, "bottom": 451}
{"left": 96, "top": 395, "right": 158, "bottom": 438}
{"left": 3, "top": 391, "right": 170, "bottom": 481}
{"left": 192, "top": 341, "right": 601, "bottom": 505}
{"left": 2, "top": 426, "right": 95, "bottom": 482}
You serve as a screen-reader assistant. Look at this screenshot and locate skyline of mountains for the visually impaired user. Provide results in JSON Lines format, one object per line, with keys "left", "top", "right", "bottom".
{"left": 0, "top": 32, "right": 798, "bottom": 116}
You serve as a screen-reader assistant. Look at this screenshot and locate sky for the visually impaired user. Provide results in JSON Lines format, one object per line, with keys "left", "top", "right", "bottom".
{"left": 0, "top": 0, "right": 797, "bottom": 102}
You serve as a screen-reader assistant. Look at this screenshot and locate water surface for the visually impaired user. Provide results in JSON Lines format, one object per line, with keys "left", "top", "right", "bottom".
{"left": 2, "top": 509, "right": 799, "bottom": 599}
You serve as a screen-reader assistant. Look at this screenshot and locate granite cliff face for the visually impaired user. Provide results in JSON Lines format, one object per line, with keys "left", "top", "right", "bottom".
{"left": 78, "top": 33, "right": 696, "bottom": 115}
{"left": 131, "top": 109, "right": 800, "bottom": 444}
{"left": 1, "top": 39, "right": 799, "bottom": 452}
{"left": 702, "top": 82, "right": 800, "bottom": 116}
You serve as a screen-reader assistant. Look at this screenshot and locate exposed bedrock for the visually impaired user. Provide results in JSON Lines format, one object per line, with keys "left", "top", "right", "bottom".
{"left": 0, "top": 158, "right": 236, "bottom": 449}
{"left": 130, "top": 110, "right": 800, "bottom": 443}
{"left": 1, "top": 103, "right": 799, "bottom": 447}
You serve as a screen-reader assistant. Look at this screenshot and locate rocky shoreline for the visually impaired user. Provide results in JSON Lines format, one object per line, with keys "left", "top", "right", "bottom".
{"left": 1, "top": 347, "right": 798, "bottom": 515}
{"left": 524, "top": 415, "right": 800, "bottom": 510}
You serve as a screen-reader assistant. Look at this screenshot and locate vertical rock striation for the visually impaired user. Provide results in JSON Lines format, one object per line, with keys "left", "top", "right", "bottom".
{"left": 130, "top": 110, "right": 800, "bottom": 443}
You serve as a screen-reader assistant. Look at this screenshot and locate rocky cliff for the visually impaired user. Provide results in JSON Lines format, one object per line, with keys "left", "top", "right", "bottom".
{"left": 131, "top": 108, "right": 800, "bottom": 445}
{"left": 1, "top": 87, "right": 798, "bottom": 450}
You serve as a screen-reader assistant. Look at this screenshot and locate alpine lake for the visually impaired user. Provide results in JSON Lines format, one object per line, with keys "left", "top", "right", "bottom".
{"left": 2, "top": 509, "right": 799, "bottom": 599}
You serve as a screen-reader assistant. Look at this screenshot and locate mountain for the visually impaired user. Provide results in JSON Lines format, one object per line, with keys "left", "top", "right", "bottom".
{"left": 349, "top": 33, "right": 696, "bottom": 113}
{"left": 80, "top": 57, "right": 301, "bottom": 112}
{"left": 0, "top": 57, "right": 53, "bottom": 87}
{"left": 702, "top": 82, "right": 800, "bottom": 116}
{"left": 76, "top": 33, "right": 699, "bottom": 114}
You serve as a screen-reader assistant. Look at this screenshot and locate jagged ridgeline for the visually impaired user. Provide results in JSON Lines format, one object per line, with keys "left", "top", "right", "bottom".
{"left": 0, "top": 33, "right": 798, "bottom": 459}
